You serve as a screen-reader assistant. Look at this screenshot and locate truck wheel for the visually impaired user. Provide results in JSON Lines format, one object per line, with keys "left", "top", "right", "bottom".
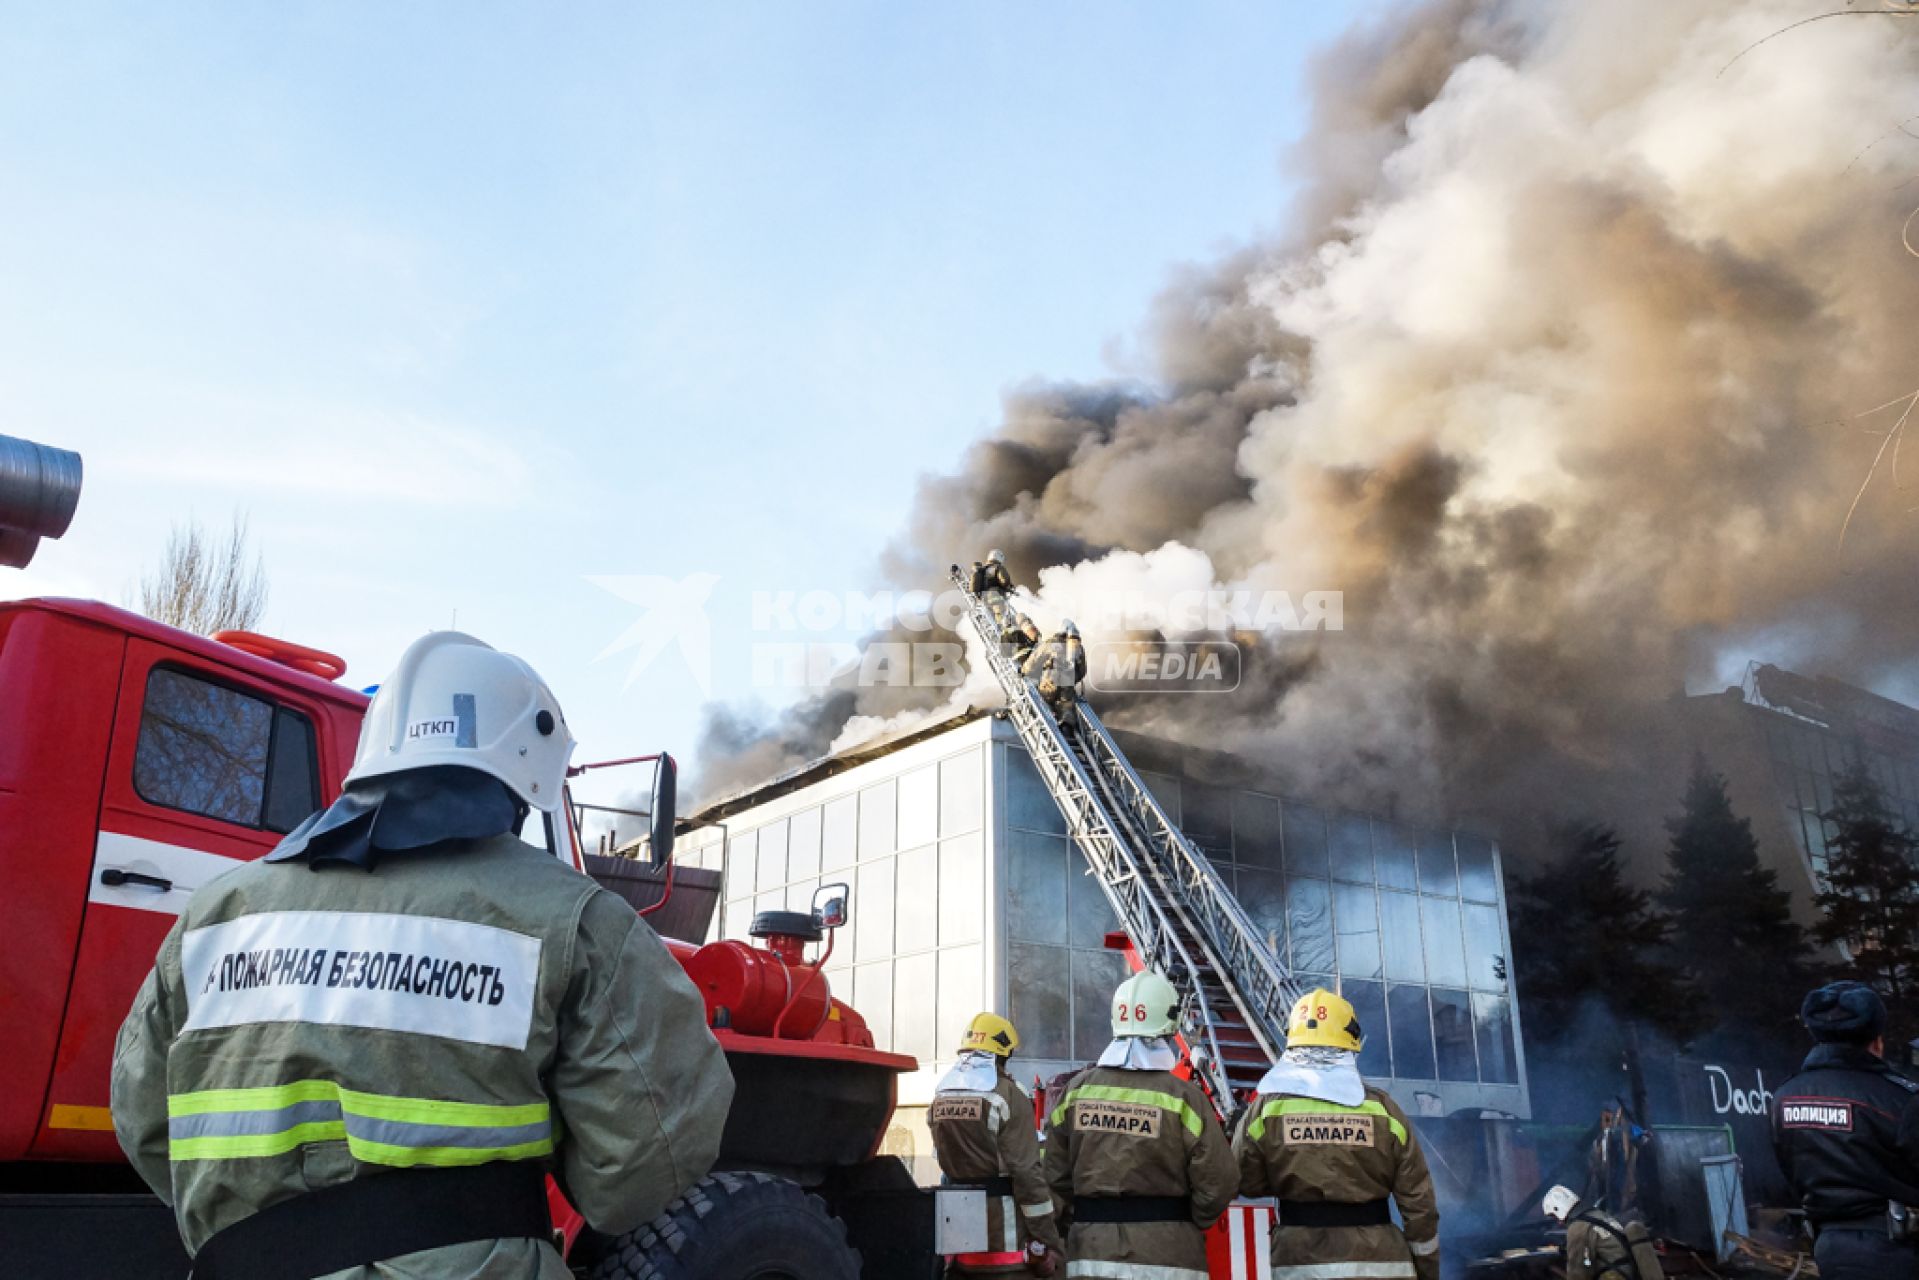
{"left": 587, "top": 1171, "right": 862, "bottom": 1280}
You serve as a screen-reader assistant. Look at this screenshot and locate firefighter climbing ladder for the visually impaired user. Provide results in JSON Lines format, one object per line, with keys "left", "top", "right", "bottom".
{"left": 951, "top": 569, "right": 1302, "bottom": 1112}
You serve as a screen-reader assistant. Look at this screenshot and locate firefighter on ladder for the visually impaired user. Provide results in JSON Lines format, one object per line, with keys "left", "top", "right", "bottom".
{"left": 1234, "top": 988, "right": 1441, "bottom": 1280}
{"left": 1022, "top": 621, "right": 1086, "bottom": 718}
{"left": 1543, "top": 1185, "right": 1664, "bottom": 1280}
{"left": 1044, "top": 970, "right": 1238, "bottom": 1280}
{"left": 930, "top": 1013, "right": 1064, "bottom": 1277}
{"left": 111, "top": 632, "right": 733, "bottom": 1279}
{"left": 970, "top": 549, "right": 1018, "bottom": 629}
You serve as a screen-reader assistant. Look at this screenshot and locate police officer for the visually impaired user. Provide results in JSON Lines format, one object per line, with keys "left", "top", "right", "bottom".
{"left": 1021, "top": 621, "right": 1086, "bottom": 718}
{"left": 1234, "top": 988, "right": 1440, "bottom": 1280}
{"left": 1772, "top": 980, "right": 1919, "bottom": 1279}
{"left": 1542, "top": 1185, "right": 1664, "bottom": 1280}
{"left": 112, "top": 632, "right": 734, "bottom": 1279}
{"left": 929, "top": 1014, "right": 1063, "bottom": 1277}
{"left": 1043, "top": 971, "right": 1238, "bottom": 1280}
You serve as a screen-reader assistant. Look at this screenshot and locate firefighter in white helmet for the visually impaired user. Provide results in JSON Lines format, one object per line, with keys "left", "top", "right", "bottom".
{"left": 112, "top": 632, "right": 734, "bottom": 1279}
{"left": 1543, "top": 1184, "right": 1665, "bottom": 1280}
{"left": 970, "top": 549, "right": 1018, "bottom": 629}
{"left": 1043, "top": 971, "right": 1238, "bottom": 1280}
{"left": 1021, "top": 620, "right": 1086, "bottom": 719}
{"left": 1234, "top": 988, "right": 1440, "bottom": 1280}
{"left": 929, "top": 1013, "right": 1064, "bottom": 1277}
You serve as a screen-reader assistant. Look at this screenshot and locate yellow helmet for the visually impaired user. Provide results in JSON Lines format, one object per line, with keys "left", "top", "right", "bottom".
{"left": 960, "top": 1012, "right": 1019, "bottom": 1057}
{"left": 1286, "top": 988, "right": 1364, "bottom": 1053}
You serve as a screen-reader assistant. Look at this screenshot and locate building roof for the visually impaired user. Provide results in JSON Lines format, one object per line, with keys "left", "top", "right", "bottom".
{"left": 685, "top": 704, "right": 991, "bottom": 830}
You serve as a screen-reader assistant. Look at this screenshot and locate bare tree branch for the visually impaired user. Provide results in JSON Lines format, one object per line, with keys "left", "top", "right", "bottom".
{"left": 135, "top": 512, "right": 270, "bottom": 635}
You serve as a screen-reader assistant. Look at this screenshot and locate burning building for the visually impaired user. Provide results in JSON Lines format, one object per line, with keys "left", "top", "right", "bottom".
{"left": 674, "top": 709, "right": 1530, "bottom": 1171}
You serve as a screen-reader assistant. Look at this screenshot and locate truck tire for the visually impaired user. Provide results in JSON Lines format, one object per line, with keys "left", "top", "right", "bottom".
{"left": 587, "top": 1171, "right": 862, "bottom": 1280}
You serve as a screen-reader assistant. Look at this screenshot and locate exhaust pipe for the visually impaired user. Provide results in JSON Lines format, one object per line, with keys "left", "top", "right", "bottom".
{"left": 0, "top": 435, "right": 84, "bottom": 569}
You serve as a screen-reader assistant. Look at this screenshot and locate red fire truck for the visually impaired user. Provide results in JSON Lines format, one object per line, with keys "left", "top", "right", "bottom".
{"left": 0, "top": 596, "right": 932, "bottom": 1278}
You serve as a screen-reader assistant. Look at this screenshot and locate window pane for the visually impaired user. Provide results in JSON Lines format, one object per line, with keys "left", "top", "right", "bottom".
{"left": 726, "top": 830, "right": 758, "bottom": 903}
{"left": 823, "top": 795, "right": 858, "bottom": 872}
{"left": 1232, "top": 792, "right": 1283, "bottom": 870}
{"left": 265, "top": 709, "right": 319, "bottom": 833}
{"left": 937, "top": 945, "right": 983, "bottom": 1063}
{"left": 1282, "top": 803, "right": 1329, "bottom": 878}
{"left": 899, "top": 765, "right": 938, "bottom": 850}
{"left": 940, "top": 748, "right": 983, "bottom": 836}
{"left": 1071, "top": 948, "right": 1129, "bottom": 1061}
{"left": 855, "top": 857, "right": 895, "bottom": 962}
{"left": 788, "top": 806, "right": 822, "bottom": 882}
{"left": 1473, "top": 992, "right": 1519, "bottom": 1085}
{"left": 894, "top": 952, "right": 937, "bottom": 1063}
{"left": 1420, "top": 897, "right": 1469, "bottom": 988}
{"left": 1463, "top": 903, "right": 1508, "bottom": 992}
{"left": 1184, "top": 782, "right": 1234, "bottom": 862}
{"left": 895, "top": 844, "right": 937, "bottom": 953}
{"left": 1387, "top": 984, "right": 1436, "bottom": 1080}
{"left": 1008, "top": 830, "right": 1069, "bottom": 945}
{"left": 1380, "top": 892, "right": 1424, "bottom": 982}
{"left": 1343, "top": 979, "right": 1390, "bottom": 1079}
{"left": 755, "top": 890, "right": 782, "bottom": 928}
{"left": 1456, "top": 833, "right": 1499, "bottom": 903}
{"left": 1374, "top": 823, "right": 1417, "bottom": 892}
{"left": 1008, "top": 943, "right": 1071, "bottom": 1060}
{"left": 1068, "top": 853, "right": 1119, "bottom": 949}
{"left": 1139, "top": 771, "right": 1181, "bottom": 821}
{"left": 859, "top": 780, "right": 896, "bottom": 859}
{"left": 1236, "top": 868, "right": 1288, "bottom": 957}
{"left": 939, "top": 831, "right": 984, "bottom": 945}
{"left": 1416, "top": 831, "right": 1459, "bottom": 897}
{"left": 1007, "top": 748, "right": 1066, "bottom": 834}
{"left": 1287, "top": 877, "right": 1335, "bottom": 973}
{"left": 1334, "top": 882, "right": 1382, "bottom": 980}
{"left": 134, "top": 668, "right": 273, "bottom": 826}
{"left": 854, "top": 963, "right": 894, "bottom": 1053}
{"left": 756, "top": 819, "right": 788, "bottom": 892}
{"left": 1328, "top": 813, "right": 1373, "bottom": 884}
{"left": 1431, "top": 987, "right": 1478, "bottom": 1082}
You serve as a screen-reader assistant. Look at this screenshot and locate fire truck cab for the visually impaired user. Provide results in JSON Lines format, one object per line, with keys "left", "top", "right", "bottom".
{"left": 1, "top": 598, "right": 372, "bottom": 1168}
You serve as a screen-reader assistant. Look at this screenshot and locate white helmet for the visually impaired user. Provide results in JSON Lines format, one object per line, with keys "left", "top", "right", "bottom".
{"left": 347, "top": 632, "right": 575, "bottom": 813}
{"left": 988, "top": 548, "right": 1006, "bottom": 563}
{"left": 1542, "top": 1185, "right": 1579, "bottom": 1222}
{"left": 1062, "top": 619, "right": 1079, "bottom": 637}
{"left": 1112, "top": 970, "right": 1180, "bottom": 1037}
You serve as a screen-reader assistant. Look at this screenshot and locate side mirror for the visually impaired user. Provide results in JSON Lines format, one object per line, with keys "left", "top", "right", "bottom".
{"left": 813, "top": 882, "right": 850, "bottom": 930}
{"left": 648, "top": 754, "right": 678, "bottom": 867}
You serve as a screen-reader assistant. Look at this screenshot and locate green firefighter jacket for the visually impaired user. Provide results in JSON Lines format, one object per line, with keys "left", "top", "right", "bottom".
{"left": 1233, "top": 1085, "right": 1441, "bottom": 1280}
{"left": 1042, "top": 1065, "right": 1239, "bottom": 1280}
{"left": 929, "top": 1068, "right": 1064, "bottom": 1264}
{"left": 111, "top": 833, "right": 734, "bottom": 1278}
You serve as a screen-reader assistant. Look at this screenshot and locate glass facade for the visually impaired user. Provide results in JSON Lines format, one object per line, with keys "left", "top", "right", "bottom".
{"left": 1003, "top": 758, "right": 1520, "bottom": 1093}
{"left": 690, "top": 716, "right": 1527, "bottom": 1114}
{"left": 1762, "top": 711, "right": 1919, "bottom": 883}
{"left": 714, "top": 744, "right": 989, "bottom": 1072}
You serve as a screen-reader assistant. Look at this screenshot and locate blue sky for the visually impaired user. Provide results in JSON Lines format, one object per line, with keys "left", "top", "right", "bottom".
{"left": 0, "top": 2, "right": 1381, "bottom": 804}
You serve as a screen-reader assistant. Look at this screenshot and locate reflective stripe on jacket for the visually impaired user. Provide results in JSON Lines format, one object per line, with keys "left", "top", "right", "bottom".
{"left": 1042, "top": 1066, "right": 1238, "bottom": 1280}
{"left": 930, "top": 1073, "right": 1064, "bottom": 1257}
{"left": 111, "top": 833, "right": 734, "bottom": 1273}
{"left": 1233, "top": 1085, "right": 1440, "bottom": 1280}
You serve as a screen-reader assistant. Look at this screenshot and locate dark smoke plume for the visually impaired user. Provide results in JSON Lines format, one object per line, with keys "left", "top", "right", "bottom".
{"left": 697, "top": 0, "right": 1919, "bottom": 849}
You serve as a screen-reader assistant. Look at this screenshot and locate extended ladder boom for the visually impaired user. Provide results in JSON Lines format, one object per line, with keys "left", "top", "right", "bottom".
{"left": 950, "top": 568, "right": 1302, "bottom": 1112}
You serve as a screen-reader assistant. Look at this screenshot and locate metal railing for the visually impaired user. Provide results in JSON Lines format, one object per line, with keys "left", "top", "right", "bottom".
{"left": 949, "top": 568, "right": 1296, "bottom": 1108}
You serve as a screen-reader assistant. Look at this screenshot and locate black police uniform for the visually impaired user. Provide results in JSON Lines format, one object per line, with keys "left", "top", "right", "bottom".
{"left": 1773, "top": 1041, "right": 1919, "bottom": 1278}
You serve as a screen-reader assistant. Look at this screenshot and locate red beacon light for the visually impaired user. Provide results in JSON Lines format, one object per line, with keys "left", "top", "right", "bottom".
{"left": 213, "top": 630, "right": 348, "bottom": 682}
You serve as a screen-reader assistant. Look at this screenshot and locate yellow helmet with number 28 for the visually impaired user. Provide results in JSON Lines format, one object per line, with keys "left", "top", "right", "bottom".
{"left": 1286, "top": 988, "right": 1364, "bottom": 1052}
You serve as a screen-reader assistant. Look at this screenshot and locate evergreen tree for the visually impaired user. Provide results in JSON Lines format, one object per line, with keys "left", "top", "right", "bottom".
{"left": 1512, "top": 823, "right": 1705, "bottom": 1116}
{"left": 1660, "top": 753, "right": 1817, "bottom": 1056}
{"left": 1815, "top": 759, "right": 1919, "bottom": 1046}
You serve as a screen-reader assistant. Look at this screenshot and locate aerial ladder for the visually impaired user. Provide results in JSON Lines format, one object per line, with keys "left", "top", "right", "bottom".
{"left": 950, "top": 567, "right": 1303, "bottom": 1116}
